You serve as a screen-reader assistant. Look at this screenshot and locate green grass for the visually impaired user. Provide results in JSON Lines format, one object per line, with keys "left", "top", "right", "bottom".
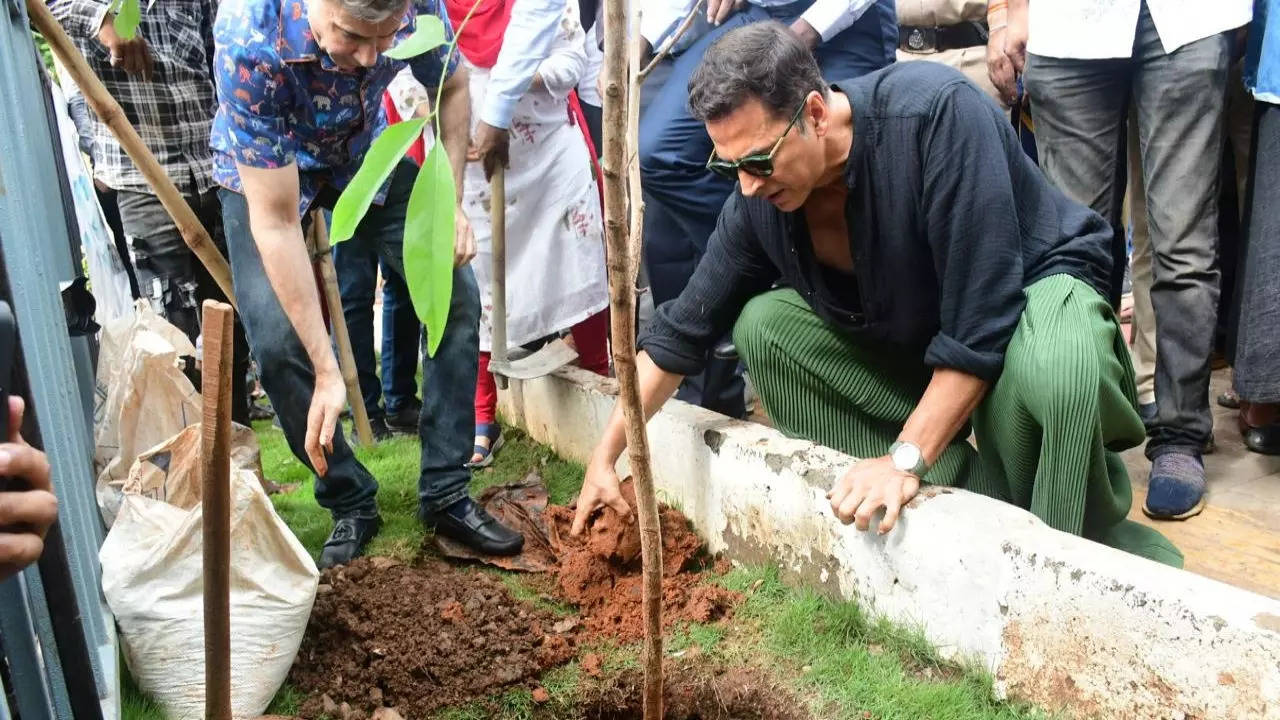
{"left": 122, "top": 420, "right": 1051, "bottom": 720}
{"left": 713, "top": 567, "right": 1055, "bottom": 720}
{"left": 258, "top": 419, "right": 584, "bottom": 561}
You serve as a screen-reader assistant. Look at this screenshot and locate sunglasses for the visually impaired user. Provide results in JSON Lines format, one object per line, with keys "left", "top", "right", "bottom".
{"left": 705, "top": 101, "right": 807, "bottom": 180}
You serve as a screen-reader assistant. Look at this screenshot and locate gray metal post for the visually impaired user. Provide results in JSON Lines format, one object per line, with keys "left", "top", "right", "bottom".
{"left": 0, "top": 0, "right": 117, "bottom": 716}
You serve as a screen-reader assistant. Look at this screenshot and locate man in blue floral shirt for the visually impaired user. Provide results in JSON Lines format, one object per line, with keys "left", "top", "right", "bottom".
{"left": 212, "top": 0, "right": 524, "bottom": 566}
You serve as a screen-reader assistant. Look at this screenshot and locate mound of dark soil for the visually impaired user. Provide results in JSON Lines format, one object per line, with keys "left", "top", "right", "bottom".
{"left": 290, "top": 557, "right": 578, "bottom": 719}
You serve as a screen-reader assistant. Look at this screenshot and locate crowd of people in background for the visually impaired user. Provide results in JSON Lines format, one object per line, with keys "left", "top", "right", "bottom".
{"left": 35, "top": 0, "right": 1279, "bottom": 571}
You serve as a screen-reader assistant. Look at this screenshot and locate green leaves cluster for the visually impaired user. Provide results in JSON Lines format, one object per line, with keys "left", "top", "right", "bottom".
{"left": 329, "top": 13, "right": 458, "bottom": 357}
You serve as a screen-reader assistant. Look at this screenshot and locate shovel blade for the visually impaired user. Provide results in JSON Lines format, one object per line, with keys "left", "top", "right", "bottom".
{"left": 491, "top": 339, "right": 578, "bottom": 380}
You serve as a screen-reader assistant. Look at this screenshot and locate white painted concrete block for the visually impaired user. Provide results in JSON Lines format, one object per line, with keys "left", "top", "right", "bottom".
{"left": 499, "top": 367, "right": 1280, "bottom": 720}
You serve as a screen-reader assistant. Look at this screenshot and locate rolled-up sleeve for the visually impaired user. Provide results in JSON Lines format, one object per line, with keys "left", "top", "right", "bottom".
{"left": 798, "top": 0, "right": 877, "bottom": 43}
{"left": 212, "top": 38, "right": 296, "bottom": 170}
{"left": 638, "top": 192, "right": 779, "bottom": 375}
{"left": 407, "top": 0, "right": 460, "bottom": 92}
{"left": 48, "top": 0, "right": 111, "bottom": 45}
{"left": 920, "top": 82, "right": 1025, "bottom": 382}
{"left": 479, "top": 0, "right": 566, "bottom": 129}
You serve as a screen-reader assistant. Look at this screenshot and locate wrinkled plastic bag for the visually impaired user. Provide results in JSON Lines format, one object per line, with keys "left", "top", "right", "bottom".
{"left": 101, "top": 424, "right": 318, "bottom": 719}
{"left": 94, "top": 301, "right": 200, "bottom": 525}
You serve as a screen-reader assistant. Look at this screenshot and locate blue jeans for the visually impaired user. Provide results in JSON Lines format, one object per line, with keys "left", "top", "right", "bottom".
{"left": 218, "top": 160, "right": 479, "bottom": 517}
{"left": 638, "top": 0, "right": 896, "bottom": 416}
{"left": 332, "top": 233, "right": 422, "bottom": 419}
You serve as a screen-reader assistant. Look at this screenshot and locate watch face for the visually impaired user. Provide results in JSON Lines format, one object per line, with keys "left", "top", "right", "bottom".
{"left": 893, "top": 443, "right": 921, "bottom": 471}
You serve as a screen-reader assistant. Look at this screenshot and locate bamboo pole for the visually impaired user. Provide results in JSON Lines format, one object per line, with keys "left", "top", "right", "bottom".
{"left": 305, "top": 212, "right": 375, "bottom": 447}
{"left": 603, "top": 1, "right": 663, "bottom": 717}
{"left": 489, "top": 167, "right": 509, "bottom": 391}
{"left": 27, "top": 0, "right": 237, "bottom": 308}
{"left": 200, "top": 300, "right": 234, "bottom": 720}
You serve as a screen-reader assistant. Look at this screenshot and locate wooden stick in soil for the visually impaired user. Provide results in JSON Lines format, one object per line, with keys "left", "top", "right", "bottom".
{"left": 27, "top": 0, "right": 237, "bottom": 308}
{"left": 200, "top": 300, "right": 234, "bottom": 720}
{"left": 602, "top": 1, "right": 664, "bottom": 717}
{"left": 305, "top": 212, "right": 375, "bottom": 447}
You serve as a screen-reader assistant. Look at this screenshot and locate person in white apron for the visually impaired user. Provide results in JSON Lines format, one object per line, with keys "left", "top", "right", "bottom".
{"left": 446, "top": 0, "right": 610, "bottom": 466}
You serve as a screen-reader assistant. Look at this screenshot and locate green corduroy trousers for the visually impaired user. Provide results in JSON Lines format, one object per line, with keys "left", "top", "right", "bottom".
{"left": 733, "top": 274, "right": 1182, "bottom": 567}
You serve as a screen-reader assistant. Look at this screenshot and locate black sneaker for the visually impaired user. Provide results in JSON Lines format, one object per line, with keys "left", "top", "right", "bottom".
{"left": 369, "top": 416, "right": 392, "bottom": 442}
{"left": 422, "top": 498, "right": 524, "bottom": 556}
{"left": 318, "top": 514, "right": 381, "bottom": 569}
{"left": 385, "top": 399, "right": 422, "bottom": 435}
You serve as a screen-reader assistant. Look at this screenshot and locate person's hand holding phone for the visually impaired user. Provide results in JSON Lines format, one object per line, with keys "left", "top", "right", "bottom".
{"left": 0, "top": 396, "right": 57, "bottom": 582}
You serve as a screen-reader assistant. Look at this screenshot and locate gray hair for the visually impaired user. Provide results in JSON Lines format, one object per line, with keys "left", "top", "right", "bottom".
{"left": 328, "top": 0, "right": 406, "bottom": 24}
{"left": 688, "top": 22, "right": 828, "bottom": 126}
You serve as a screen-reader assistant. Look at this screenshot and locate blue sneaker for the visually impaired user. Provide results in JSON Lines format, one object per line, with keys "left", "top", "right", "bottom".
{"left": 1143, "top": 452, "right": 1207, "bottom": 520}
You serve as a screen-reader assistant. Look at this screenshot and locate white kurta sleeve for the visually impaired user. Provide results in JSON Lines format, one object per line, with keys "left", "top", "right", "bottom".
{"left": 798, "top": 0, "right": 877, "bottom": 42}
{"left": 480, "top": 0, "right": 569, "bottom": 129}
{"left": 534, "top": 6, "right": 589, "bottom": 98}
{"left": 638, "top": 0, "right": 704, "bottom": 52}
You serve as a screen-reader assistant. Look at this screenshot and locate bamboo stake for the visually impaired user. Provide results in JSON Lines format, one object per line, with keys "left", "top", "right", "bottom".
{"left": 489, "top": 166, "right": 509, "bottom": 391}
{"left": 305, "top": 212, "right": 375, "bottom": 447}
{"left": 603, "top": 1, "right": 663, "bottom": 717}
{"left": 27, "top": 0, "right": 237, "bottom": 308}
{"left": 200, "top": 300, "right": 234, "bottom": 720}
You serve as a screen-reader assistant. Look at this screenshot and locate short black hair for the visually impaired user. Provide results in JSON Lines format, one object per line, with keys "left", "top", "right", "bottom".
{"left": 687, "top": 21, "right": 828, "bottom": 125}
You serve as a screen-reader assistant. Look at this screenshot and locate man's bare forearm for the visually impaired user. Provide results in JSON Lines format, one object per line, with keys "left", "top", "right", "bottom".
{"left": 898, "top": 368, "right": 989, "bottom": 466}
{"left": 439, "top": 67, "right": 471, "bottom": 202}
{"left": 591, "top": 352, "right": 683, "bottom": 467}
{"left": 248, "top": 217, "right": 339, "bottom": 378}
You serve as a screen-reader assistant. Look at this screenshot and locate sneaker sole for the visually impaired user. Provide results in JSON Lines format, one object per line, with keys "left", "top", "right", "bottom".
{"left": 1141, "top": 496, "right": 1207, "bottom": 521}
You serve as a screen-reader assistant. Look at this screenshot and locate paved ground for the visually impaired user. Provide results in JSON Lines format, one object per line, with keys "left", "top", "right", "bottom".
{"left": 1122, "top": 369, "right": 1280, "bottom": 599}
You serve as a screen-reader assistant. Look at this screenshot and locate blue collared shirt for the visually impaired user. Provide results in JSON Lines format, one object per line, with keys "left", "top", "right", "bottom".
{"left": 211, "top": 0, "right": 457, "bottom": 215}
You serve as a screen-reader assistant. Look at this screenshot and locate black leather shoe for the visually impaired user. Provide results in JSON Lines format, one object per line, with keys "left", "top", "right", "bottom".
{"left": 423, "top": 498, "right": 524, "bottom": 556}
{"left": 1244, "top": 424, "right": 1280, "bottom": 456}
{"left": 385, "top": 399, "right": 422, "bottom": 435}
{"left": 369, "top": 417, "right": 392, "bottom": 442}
{"left": 318, "top": 514, "right": 381, "bottom": 569}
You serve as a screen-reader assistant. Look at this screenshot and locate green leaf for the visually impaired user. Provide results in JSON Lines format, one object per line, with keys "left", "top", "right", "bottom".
{"left": 113, "top": 0, "right": 141, "bottom": 40}
{"left": 403, "top": 142, "right": 455, "bottom": 358}
{"left": 329, "top": 118, "right": 427, "bottom": 245}
{"left": 383, "top": 15, "right": 447, "bottom": 59}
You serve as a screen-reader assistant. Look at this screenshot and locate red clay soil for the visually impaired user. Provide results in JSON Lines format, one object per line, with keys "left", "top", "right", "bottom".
{"left": 289, "top": 479, "right": 741, "bottom": 717}
{"left": 546, "top": 480, "right": 740, "bottom": 644}
{"left": 290, "top": 557, "right": 578, "bottom": 719}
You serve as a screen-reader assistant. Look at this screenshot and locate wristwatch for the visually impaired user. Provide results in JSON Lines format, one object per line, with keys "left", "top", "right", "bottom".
{"left": 889, "top": 440, "right": 929, "bottom": 479}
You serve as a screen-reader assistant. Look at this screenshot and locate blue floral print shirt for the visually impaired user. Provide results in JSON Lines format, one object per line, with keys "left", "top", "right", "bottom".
{"left": 211, "top": 0, "right": 456, "bottom": 215}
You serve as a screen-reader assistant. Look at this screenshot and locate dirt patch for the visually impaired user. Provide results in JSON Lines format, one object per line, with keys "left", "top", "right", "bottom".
{"left": 435, "top": 477, "right": 741, "bottom": 644}
{"left": 580, "top": 660, "right": 812, "bottom": 719}
{"left": 290, "top": 557, "right": 578, "bottom": 718}
{"left": 546, "top": 480, "right": 740, "bottom": 643}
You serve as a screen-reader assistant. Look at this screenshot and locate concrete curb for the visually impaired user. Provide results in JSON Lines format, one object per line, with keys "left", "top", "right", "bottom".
{"left": 499, "top": 367, "right": 1280, "bottom": 720}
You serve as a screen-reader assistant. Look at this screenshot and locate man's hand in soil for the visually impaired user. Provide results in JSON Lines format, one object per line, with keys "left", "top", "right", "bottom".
{"left": 571, "top": 457, "right": 633, "bottom": 536}
{"left": 0, "top": 397, "right": 58, "bottom": 583}
{"left": 305, "top": 368, "right": 346, "bottom": 477}
{"left": 827, "top": 455, "right": 920, "bottom": 534}
{"left": 98, "top": 15, "right": 153, "bottom": 80}
{"left": 472, "top": 122, "right": 510, "bottom": 181}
